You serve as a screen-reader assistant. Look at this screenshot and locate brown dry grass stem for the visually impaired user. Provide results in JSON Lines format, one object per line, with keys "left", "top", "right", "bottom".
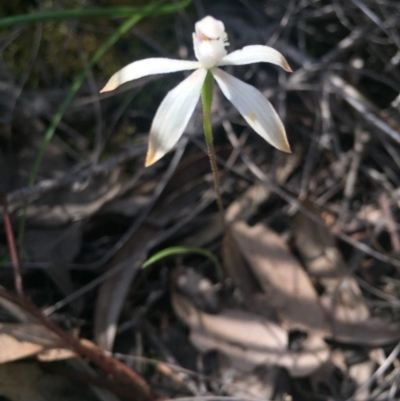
{"left": 0, "top": 192, "right": 24, "bottom": 298}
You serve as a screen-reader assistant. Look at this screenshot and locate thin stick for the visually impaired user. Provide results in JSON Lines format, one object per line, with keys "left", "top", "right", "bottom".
{"left": 0, "top": 193, "right": 24, "bottom": 298}
{"left": 0, "top": 288, "right": 154, "bottom": 401}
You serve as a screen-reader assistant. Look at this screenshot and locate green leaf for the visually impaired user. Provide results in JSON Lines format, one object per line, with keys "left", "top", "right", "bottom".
{"left": 0, "top": 0, "right": 191, "bottom": 28}
{"left": 142, "top": 246, "right": 223, "bottom": 278}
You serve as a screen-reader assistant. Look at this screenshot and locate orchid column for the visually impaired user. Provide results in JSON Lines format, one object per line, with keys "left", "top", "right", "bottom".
{"left": 101, "top": 16, "right": 292, "bottom": 227}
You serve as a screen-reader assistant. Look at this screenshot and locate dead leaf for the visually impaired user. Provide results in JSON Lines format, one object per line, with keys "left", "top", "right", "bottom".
{"left": 231, "top": 221, "right": 329, "bottom": 335}
{"left": 294, "top": 201, "right": 369, "bottom": 321}
{"left": 225, "top": 183, "right": 271, "bottom": 224}
{"left": 219, "top": 363, "right": 282, "bottom": 400}
{"left": 0, "top": 323, "right": 74, "bottom": 363}
{"left": 173, "top": 293, "right": 287, "bottom": 351}
{"left": 172, "top": 293, "right": 330, "bottom": 377}
{"left": 0, "top": 327, "right": 44, "bottom": 363}
{"left": 326, "top": 315, "right": 400, "bottom": 346}
{"left": 37, "top": 348, "right": 77, "bottom": 361}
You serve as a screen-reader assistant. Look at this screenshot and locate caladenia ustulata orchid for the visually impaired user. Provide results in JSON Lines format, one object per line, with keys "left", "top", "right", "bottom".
{"left": 101, "top": 15, "right": 292, "bottom": 165}
{"left": 101, "top": 16, "right": 292, "bottom": 225}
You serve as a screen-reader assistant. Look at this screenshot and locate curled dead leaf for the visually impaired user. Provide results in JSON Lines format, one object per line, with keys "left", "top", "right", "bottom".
{"left": 172, "top": 293, "right": 330, "bottom": 377}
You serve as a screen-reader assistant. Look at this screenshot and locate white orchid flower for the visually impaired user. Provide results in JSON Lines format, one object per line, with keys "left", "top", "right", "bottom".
{"left": 101, "top": 16, "right": 292, "bottom": 167}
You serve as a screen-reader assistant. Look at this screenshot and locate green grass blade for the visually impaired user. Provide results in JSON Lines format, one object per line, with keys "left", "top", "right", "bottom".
{"left": 0, "top": 0, "right": 191, "bottom": 28}
{"left": 142, "top": 246, "right": 223, "bottom": 278}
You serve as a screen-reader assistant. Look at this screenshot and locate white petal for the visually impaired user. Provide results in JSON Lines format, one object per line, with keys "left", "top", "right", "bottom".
{"left": 100, "top": 58, "right": 200, "bottom": 92}
{"left": 145, "top": 68, "right": 207, "bottom": 166}
{"left": 218, "top": 45, "right": 292, "bottom": 72}
{"left": 212, "top": 68, "right": 291, "bottom": 152}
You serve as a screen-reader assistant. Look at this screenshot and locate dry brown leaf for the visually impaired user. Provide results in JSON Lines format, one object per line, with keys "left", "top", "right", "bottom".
{"left": 225, "top": 183, "right": 271, "bottom": 224}
{"left": 0, "top": 323, "right": 74, "bottom": 363}
{"left": 0, "top": 330, "right": 44, "bottom": 363}
{"left": 172, "top": 293, "right": 287, "bottom": 351}
{"left": 294, "top": 201, "right": 369, "bottom": 322}
{"left": 173, "top": 293, "right": 330, "bottom": 377}
{"left": 37, "top": 348, "right": 77, "bottom": 361}
{"left": 231, "top": 221, "right": 329, "bottom": 335}
{"left": 219, "top": 363, "right": 281, "bottom": 400}
{"left": 320, "top": 294, "right": 369, "bottom": 325}
{"left": 191, "top": 330, "right": 329, "bottom": 377}
{"left": 322, "top": 294, "right": 400, "bottom": 345}
{"left": 327, "top": 316, "right": 400, "bottom": 346}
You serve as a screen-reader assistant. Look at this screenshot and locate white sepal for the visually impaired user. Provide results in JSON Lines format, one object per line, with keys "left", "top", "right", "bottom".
{"left": 100, "top": 58, "right": 200, "bottom": 92}
{"left": 212, "top": 68, "right": 291, "bottom": 153}
{"left": 145, "top": 68, "right": 207, "bottom": 166}
{"left": 218, "top": 45, "right": 292, "bottom": 72}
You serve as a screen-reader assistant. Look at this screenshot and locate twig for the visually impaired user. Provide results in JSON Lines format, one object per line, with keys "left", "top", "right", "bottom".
{"left": 279, "top": 41, "right": 400, "bottom": 145}
{"left": 0, "top": 288, "right": 154, "bottom": 401}
{"left": 350, "top": 0, "right": 400, "bottom": 52}
{"left": 6, "top": 145, "right": 146, "bottom": 206}
{"left": 0, "top": 192, "right": 24, "bottom": 298}
{"left": 328, "top": 75, "right": 400, "bottom": 145}
{"left": 379, "top": 191, "right": 400, "bottom": 253}
{"left": 340, "top": 126, "right": 370, "bottom": 221}
{"left": 347, "top": 341, "right": 400, "bottom": 401}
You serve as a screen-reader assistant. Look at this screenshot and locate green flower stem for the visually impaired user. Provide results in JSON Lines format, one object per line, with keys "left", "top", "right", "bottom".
{"left": 201, "top": 70, "right": 226, "bottom": 230}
